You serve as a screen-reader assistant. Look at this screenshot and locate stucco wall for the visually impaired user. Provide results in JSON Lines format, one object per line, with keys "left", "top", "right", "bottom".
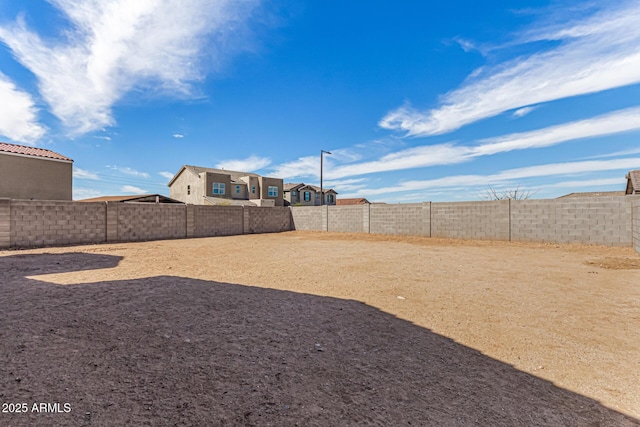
{"left": 0, "top": 153, "right": 72, "bottom": 200}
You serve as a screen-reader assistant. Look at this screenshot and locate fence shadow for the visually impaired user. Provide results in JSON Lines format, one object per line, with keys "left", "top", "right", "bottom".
{"left": 1, "top": 253, "right": 637, "bottom": 426}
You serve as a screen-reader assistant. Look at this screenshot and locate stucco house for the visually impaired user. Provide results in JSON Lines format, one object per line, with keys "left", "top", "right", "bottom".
{"left": 0, "top": 142, "right": 73, "bottom": 200}
{"left": 168, "top": 165, "right": 284, "bottom": 206}
{"left": 283, "top": 183, "right": 337, "bottom": 206}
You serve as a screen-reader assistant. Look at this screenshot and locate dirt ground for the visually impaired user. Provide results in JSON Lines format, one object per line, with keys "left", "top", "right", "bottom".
{"left": 1, "top": 231, "right": 639, "bottom": 426}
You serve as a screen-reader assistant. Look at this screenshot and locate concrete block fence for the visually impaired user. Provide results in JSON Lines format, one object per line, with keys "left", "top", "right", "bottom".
{"left": 1, "top": 196, "right": 639, "bottom": 254}
{"left": 291, "top": 196, "right": 640, "bottom": 252}
{"left": 0, "top": 199, "right": 293, "bottom": 249}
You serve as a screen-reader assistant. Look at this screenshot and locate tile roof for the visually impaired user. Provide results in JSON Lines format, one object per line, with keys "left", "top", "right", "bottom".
{"left": 336, "top": 198, "right": 370, "bottom": 205}
{"left": 77, "top": 194, "right": 183, "bottom": 203}
{"left": 0, "top": 141, "right": 72, "bottom": 162}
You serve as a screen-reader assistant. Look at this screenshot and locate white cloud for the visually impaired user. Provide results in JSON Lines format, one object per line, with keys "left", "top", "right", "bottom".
{"left": 347, "top": 157, "right": 640, "bottom": 197}
{"left": 473, "top": 106, "right": 640, "bottom": 156}
{"left": 173, "top": 133, "right": 184, "bottom": 138}
{"left": 0, "top": 0, "right": 261, "bottom": 135}
{"left": 107, "top": 165, "right": 150, "bottom": 178}
{"left": 73, "top": 167, "right": 99, "bottom": 180}
{"left": 121, "top": 185, "right": 147, "bottom": 194}
{"left": 380, "top": 2, "right": 640, "bottom": 136}
{"left": 215, "top": 155, "right": 271, "bottom": 172}
{"left": 0, "top": 72, "right": 45, "bottom": 143}
{"left": 158, "top": 171, "right": 174, "bottom": 180}
{"left": 73, "top": 188, "right": 103, "bottom": 200}
{"left": 512, "top": 106, "right": 537, "bottom": 118}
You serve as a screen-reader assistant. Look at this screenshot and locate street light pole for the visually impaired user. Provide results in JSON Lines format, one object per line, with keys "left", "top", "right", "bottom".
{"left": 320, "top": 150, "right": 332, "bottom": 206}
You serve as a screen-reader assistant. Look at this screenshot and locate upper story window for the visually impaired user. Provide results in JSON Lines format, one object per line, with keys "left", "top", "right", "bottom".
{"left": 315, "top": 193, "right": 320, "bottom": 199}
{"left": 268, "top": 186, "right": 278, "bottom": 197}
{"left": 187, "top": 185, "right": 190, "bottom": 195}
{"left": 235, "top": 185, "right": 241, "bottom": 194}
{"left": 291, "top": 191, "right": 297, "bottom": 196}
{"left": 304, "top": 191, "right": 310, "bottom": 201}
{"left": 327, "top": 194, "right": 334, "bottom": 203}
{"left": 213, "top": 182, "right": 226, "bottom": 195}
{"left": 251, "top": 185, "right": 256, "bottom": 194}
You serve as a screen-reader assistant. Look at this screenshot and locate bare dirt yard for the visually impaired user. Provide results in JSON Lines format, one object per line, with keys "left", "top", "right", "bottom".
{"left": 1, "top": 231, "right": 639, "bottom": 426}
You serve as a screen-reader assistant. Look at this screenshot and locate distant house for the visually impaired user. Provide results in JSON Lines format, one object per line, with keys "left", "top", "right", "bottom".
{"left": 0, "top": 142, "right": 73, "bottom": 200}
{"left": 78, "top": 194, "right": 183, "bottom": 204}
{"left": 336, "top": 198, "right": 370, "bottom": 205}
{"left": 626, "top": 170, "right": 640, "bottom": 195}
{"left": 283, "top": 183, "right": 337, "bottom": 206}
{"left": 168, "top": 165, "right": 284, "bottom": 206}
{"left": 557, "top": 191, "right": 625, "bottom": 198}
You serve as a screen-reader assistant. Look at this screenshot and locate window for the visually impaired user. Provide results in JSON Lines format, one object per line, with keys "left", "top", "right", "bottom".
{"left": 235, "top": 185, "right": 241, "bottom": 194}
{"left": 291, "top": 191, "right": 297, "bottom": 196}
{"left": 251, "top": 185, "right": 256, "bottom": 194}
{"left": 304, "top": 191, "right": 310, "bottom": 201}
{"left": 187, "top": 185, "right": 190, "bottom": 195}
{"left": 315, "top": 193, "right": 320, "bottom": 199}
{"left": 268, "top": 186, "right": 278, "bottom": 197}
{"left": 212, "top": 182, "right": 225, "bottom": 195}
{"left": 327, "top": 194, "right": 334, "bottom": 203}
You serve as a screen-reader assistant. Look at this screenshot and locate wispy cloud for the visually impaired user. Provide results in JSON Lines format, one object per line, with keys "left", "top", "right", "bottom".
{"left": 380, "top": 2, "right": 640, "bottom": 136}
{"left": 215, "top": 155, "right": 271, "bottom": 172}
{"left": 158, "top": 171, "right": 174, "bottom": 180}
{"left": 73, "top": 188, "right": 103, "bottom": 200}
{"left": 0, "top": 72, "right": 45, "bottom": 143}
{"left": 121, "top": 185, "right": 147, "bottom": 194}
{"left": 73, "top": 167, "right": 99, "bottom": 180}
{"left": 0, "top": 0, "right": 261, "bottom": 135}
{"left": 173, "top": 133, "right": 185, "bottom": 139}
{"left": 512, "top": 106, "right": 537, "bottom": 118}
{"left": 107, "top": 165, "right": 150, "bottom": 178}
{"left": 346, "top": 157, "right": 640, "bottom": 197}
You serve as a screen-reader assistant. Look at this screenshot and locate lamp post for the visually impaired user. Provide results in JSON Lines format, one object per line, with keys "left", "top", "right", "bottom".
{"left": 320, "top": 150, "right": 331, "bottom": 206}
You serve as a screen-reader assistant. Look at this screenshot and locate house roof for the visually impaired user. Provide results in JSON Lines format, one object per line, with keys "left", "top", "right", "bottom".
{"left": 0, "top": 141, "right": 73, "bottom": 162}
{"left": 284, "top": 183, "right": 305, "bottom": 191}
{"left": 337, "top": 198, "right": 370, "bottom": 205}
{"left": 283, "top": 182, "right": 337, "bottom": 194}
{"left": 626, "top": 170, "right": 640, "bottom": 194}
{"left": 557, "top": 191, "right": 625, "bottom": 198}
{"left": 168, "top": 165, "right": 266, "bottom": 187}
{"left": 77, "top": 194, "right": 183, "bottom": 203}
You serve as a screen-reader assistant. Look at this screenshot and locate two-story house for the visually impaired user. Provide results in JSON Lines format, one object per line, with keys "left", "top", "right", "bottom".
{"left": 168, "top": 165, "right": 284, "bottom": 206}
{"left": 0, "top": 142, "right": 73, "bottom": 200}
{"left": 283, "top": 183, "right": 337, "bottom": 206}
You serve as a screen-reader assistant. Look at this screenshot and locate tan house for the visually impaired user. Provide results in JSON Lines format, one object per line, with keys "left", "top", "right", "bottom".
{"left": 168, "top": 165, "right": 284, "bottom": 206}
{"left": 626, "top": 170, "right": 640, "bottom": 195}
{"left": 0, "top": 142, "right": 73, "bottom": 200}
{"left": 283, "top": 183, "right": 337, "bottom": 206}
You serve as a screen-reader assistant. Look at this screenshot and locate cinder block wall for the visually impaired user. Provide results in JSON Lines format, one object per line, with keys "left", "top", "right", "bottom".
{"left": 370, "top": 203, "right": 431, "bottom": 236}
{"left": 10, "top": 200, "right": 105, "bottom": 247}
{"left": 511, "top": 197, "right": 634, "bottom": 245}
{"left": 117, "top": 203, "right": 186, "bottom": 242}
{"left": 245, "top": 206, "right": 292, "bottom": 234}
{"left": 431, "top": 200, "right": 510, "bottom": 240}
{"left": 327, "top": 205, "right": 365, "bottom": 233}
{"left": 193, "top": 205, "right": 243, "bottom": 237}
{"left": 291, "top": 206, "right": 324, "bottom": 231}
{"left": 633, "top": 199, "right": 640, "bottom": 254}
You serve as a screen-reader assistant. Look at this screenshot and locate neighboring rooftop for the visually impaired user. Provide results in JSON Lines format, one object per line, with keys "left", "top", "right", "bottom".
{"left": 337, "top": 198, "right": 371, "bottom": 205}
{"left": 168, "top": 165, "right": 261, "bottom": 186}
{"left": 626, "top": 170, "right": 640, "bottom": 195}
{"left": 0, "top": 141, "right": 73, "bottom": 162}
{"left": 557, "top": 191, "right": 626, "bottom": 198}
{"left": 78, "top": 194, "right": 183, "bottom": 203}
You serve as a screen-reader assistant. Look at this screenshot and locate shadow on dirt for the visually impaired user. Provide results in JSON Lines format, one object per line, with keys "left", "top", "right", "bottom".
{"left": 1, "top": 253, "right": 637, "bottom": 426}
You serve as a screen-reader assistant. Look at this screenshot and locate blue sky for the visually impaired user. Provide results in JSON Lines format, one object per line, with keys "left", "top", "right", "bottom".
{"left": 1, "top": 0, "right": 639, "bottom": 202}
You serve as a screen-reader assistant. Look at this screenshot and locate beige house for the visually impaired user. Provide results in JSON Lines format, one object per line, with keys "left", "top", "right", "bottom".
{"left": 0, "top": 142, "right": 73, "bottom": 200}
{"left": 168, "top": 165, "right": 284, "bottom": 206}
{"left": 283, "top": 183, "right": 337, "bottom": 206}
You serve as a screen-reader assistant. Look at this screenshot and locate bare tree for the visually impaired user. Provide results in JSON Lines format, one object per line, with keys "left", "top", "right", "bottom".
{"left": 481, "top": 185, "right": 538, "bottom": 200}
